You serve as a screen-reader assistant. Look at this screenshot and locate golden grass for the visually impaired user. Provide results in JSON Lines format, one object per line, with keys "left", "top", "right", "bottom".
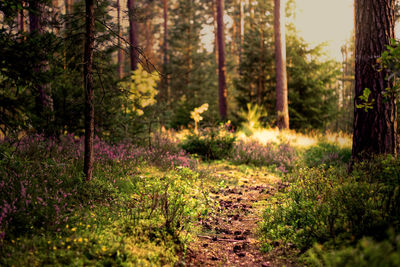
{"left": 237, "top": 128, "right": 352, "bottom": 149}
{"left": 167, "top": 125, "right": 352, "bottom": 150}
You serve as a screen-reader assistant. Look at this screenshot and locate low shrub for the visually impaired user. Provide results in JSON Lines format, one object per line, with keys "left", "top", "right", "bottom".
{"left": 230, "top": 140, "right": 298, "bottom": 172}
{"left": 261, "top": 155, "right": 400, "bottom": 255}
{"left": 180, "top": 126, "right": 236, "bottom": 160}
{"left": 304, "top": 231, "right": 400, "bottom": 267}
{"left": 303, "top": 142, "right": 351, "bottom": 168}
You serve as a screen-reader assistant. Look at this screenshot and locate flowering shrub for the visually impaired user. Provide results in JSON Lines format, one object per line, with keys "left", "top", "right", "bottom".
{"left": 6, "top": 133, "right": 196, "bottom": 169}
{"left": 0, "top": 133, "right": 197, "bottom": 241}
{"left": 0, "top": 133, "right": 206, "bottom": 266}
{"left": 230, "top": 140, "right": 298, "bottom": 172}
{"left": 0, "top": 139, "right": 83, "bottom": 240}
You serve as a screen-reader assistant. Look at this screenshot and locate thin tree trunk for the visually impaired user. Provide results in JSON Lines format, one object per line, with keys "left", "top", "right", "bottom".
{"left": 19, "top": 2, "right": 24, "bottom": 32}
{"left": 249, "top": 0, "right": 254, "bottom": 29}
{"left": 29, "top": 0, "right": 42, "bottom": 33}
{"left": 144, "top": 3, "right": 154, "bottom": 64}
{"left": 274, "top": 0, "right": 289, "bottom": 129}
{"left": 258, "top": 4, "right": 264, "bottom": 106}
{"left": 117, "top": 0, "right": 124, "bottom": 78}
{"left": 162, "top": 0, "right": 169, "bottom": 103}
{"left": 231, "top": 16, "right": 236, "bottom": 55}
{"left": 217, "top": 0, "right": 227, "bottom": 120}
{"left": 352, "top": 0, "right": 397, "bottom": 163}
{"left": 212, "top": 0, "right": 218, "bottom": 63}
{"left": 127, "top": 0, "right": 139, "bottom": 71}
{"left": 84, "top": 0, "right": 95, "bottom": 181}
{"left": 64, "top": 0, "right": 73, "bottom": 69}
{"left": 239, "top": 0, "right": 244, "bottom": 70}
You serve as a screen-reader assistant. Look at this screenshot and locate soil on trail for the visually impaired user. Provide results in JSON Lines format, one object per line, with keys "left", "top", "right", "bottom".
{"left": 183, "top": 164, "right": 295, "bottom": 267}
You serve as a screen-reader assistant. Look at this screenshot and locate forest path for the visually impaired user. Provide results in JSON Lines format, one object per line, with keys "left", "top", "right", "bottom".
{"left": 183, "top": 163, "right": 294, "bottom": 266}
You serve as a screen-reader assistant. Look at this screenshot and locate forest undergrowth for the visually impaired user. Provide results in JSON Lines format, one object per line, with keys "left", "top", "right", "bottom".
{"left": 0, "top": 127, "right": 399, "bottom": 266}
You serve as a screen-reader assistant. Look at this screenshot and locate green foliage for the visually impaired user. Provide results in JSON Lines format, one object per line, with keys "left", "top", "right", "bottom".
{"left": 119, "top": 66, "right": 159, "bottom": 116}
{"left": 303, "top": 142, "right": 351, "bottom": 168}
{"left": 234, "top": 0, "right": 339, "bottom": 130}
{"left": 380, "top": 39, "right": 400, "bottom": 97}
{"left": 304, "top": 232, "right": 400, "bottom": 267}
{"left": 379, "top": 39, "right": 400, "bottom": 131}
{"left": 356, "top": 88, "right": 375, "bottom": 112}
{"left": 286, "top": 37, "right": 340, "bottom": 130}
{"left": 237, "top": 103, "right": 268, "bottom": 136}
{"left": 166, "top": 0, "right": 219, "bottom": 129}
{"left": 234, "top": 0, "right": 274, "bottom": 119}
{"left": 180, "top": 125, "right": 236, "bottom": 160}
{"left": 261, "top": 155, "right": 400, "bottom": 255}
{"left": 0, "top": 29, "right": 58, "bottom": 133}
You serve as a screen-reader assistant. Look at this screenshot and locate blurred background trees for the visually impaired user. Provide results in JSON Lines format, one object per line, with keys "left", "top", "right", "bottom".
{"left": 0, "top": 0, "right": 350, "bottom": 141}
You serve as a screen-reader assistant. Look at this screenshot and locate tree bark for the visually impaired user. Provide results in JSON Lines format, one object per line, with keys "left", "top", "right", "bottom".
{"left": 143, "top": 3, "right": 154, "bottom": 65}
{"left": 352, "top": 0, "right": 397, "bottom": 162}
{"left": 162, "top": 0, "right": 169, "bottom": 103}
{"left": 258, "top": 3, "right": 265, "bottom": 106}
{"left": 19, "top": 1, "right": 24, "bottom": 32}
{"left": 29, "top": 0, "right": 42, "bottom": 32}
{"left": 238, "top": 0, "right": 244, "bottom": 71}
{"left": 117, "top": 0, "right": 124, "bottom": 78}
{"left": 64, "top": 0, "right": 74, "bottom": 69}
{"left": 274, "top": 0, "right": 289, "bottom": 129}
{"left": 84, "top": 0, "right": 95, "bottom": 181}
{"left": 29, "top": 0, "right": 54, "bottom": 131}
{"left": 212, "top": 0, "right": 218, "bottom": 62}
{"left": 127, "top": 0, "right": 139, "bottom": 71}
{"left": 217, "top": 0, "right": 227, "bottom": 120}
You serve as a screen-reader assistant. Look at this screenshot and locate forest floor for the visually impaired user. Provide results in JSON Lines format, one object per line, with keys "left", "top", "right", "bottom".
{"left": 183, "top": 162, "right": 297, "bottom": 266}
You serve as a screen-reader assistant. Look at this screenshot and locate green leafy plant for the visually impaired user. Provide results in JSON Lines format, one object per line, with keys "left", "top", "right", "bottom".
{"left": 379, "top": 39, "right": 400, "bottom": 98}
{"left": 356, "top": 88, "right": 375, "bottom": 112}
{"left": 303, "top": 142, "right": 351, "bottom": 168}
{"left": 304, "top": 231, "right": 400, "bottom": 267}
{"left": 237, "top": 103, "right": 268, "bottom": 136}
{"left": 119, "top": 65, "right": 160, "bottom": 116}
{"left": 261, "top": 155, "right": 400, "bottom": 254}
{"left": 180, "top": 125, "right": 236, "bottom": 160}
{"left": 190, "top": 103, "right": 209, "bottom": 134}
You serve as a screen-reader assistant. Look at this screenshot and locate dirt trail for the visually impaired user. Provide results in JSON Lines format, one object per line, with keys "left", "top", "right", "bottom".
{"left": 184, "top": 166, "right": 294, "bottom": 266}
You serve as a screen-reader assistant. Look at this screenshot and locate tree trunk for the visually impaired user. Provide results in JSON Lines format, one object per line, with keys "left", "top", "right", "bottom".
{"left": 217, "top": 0, "right": 227, "bottom": 120}
{"left": 84, "top": 0, "right": 95, "bottom": 181}
{"left": 352, "top": 0, "right": 397, "bottom": 162}
{"left": 212, "top": 0, "right": 218, "bottom": 62}
{"left": 274, "top": 0, "right": 289, "bottom": 129}
{"left": 64, "top": 0, "right": 73, "bottom": 69}
{"left": 29, "top": 0, "right": 54, "bottom": 131}
{"left": 117, "top": 0, "right": 124, "bottom": 78}
{"left": 239, "top": 0, "right": 244, "bottom": 71}
{"left": 19, "top": 1, "right": 24, "bottom": 32}
{"left": 127, "top": 0, "right": 138, "bottom": 71}
{"left": 249, "top": 0, "right": 254, "bottom": 29}
{"left": 258, "top": 3, "right": 265, "bottom": 106}
{"left": 162, "top": 0, "right": 169, "bottom": 103}
{"left": 29, "top": 0, "right": 42, "bottom": 32}
{"left": 144, "top": 3, "right": 154, "bottom": 65}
